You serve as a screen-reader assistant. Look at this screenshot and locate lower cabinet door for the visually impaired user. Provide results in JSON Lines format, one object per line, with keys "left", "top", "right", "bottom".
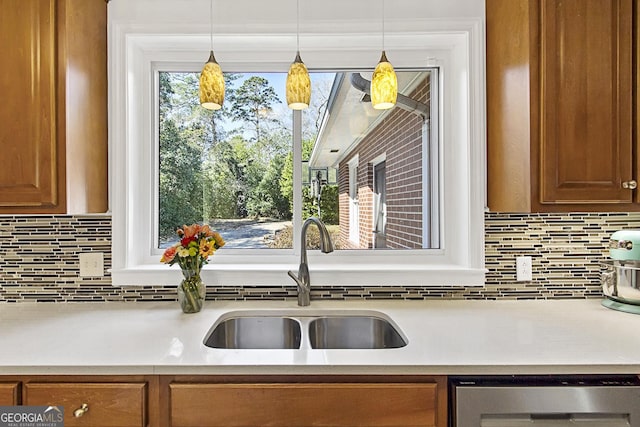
{"left": 170, "top": 382, "right": 440, "bottom": 427}
{"left": 0, "top": 382, "right": 19, "bottom": 405}
{"left": 23, "top": 382, "right": 147, "bottom": 427}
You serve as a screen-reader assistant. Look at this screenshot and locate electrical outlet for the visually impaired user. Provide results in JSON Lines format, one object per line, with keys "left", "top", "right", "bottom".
{"left": 79, "top": 252, "right": 104, "bottom": 277}
{"left": 516, "top": 256, "right": 533, "bottom": 282}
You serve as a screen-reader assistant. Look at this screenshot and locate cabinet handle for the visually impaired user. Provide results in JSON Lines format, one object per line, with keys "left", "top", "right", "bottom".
{"left": 73, "top": 403, "right": 89, "bottom": 418}
{"left": 622, "top": 180, "right": 637, "bottom": 190}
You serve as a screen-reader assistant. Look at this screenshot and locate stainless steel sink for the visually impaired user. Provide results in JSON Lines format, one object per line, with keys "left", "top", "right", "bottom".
{"left": 204, "top": 316, "right": 302, "bottom": 349}
{"left": 308, "top": 316, "right": 407, "bottom": 349}
{"left": 203, "top": 311, "right": 407, "bottom": 350}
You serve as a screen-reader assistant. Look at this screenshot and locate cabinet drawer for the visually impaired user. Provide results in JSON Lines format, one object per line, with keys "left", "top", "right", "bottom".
{"left": 23, "top": 382, "right": 146, "bottom": 427}
{"left": 0, "top": 382, "right": 19, "bottom": 405}
{"left": 170, "top": 382, "right": 439, "bottom": 427}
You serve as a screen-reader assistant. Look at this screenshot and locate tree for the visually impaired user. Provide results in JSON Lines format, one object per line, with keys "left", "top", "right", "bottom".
{"left": 159, "top": 72, "right": 174, "bottom": 117}
{"left": 228, "top": 76, "right": 281, "bottom": 141}
{"left": 302, "top": 185, "right": 338, "bottom": 224}
{"left": 158, "top": 119, "right": 203, "bottom": 239}
{"left": 280, "top": 138, "right": 315, "bottom": 213}
{"left": 158, "top": 70, "right": 335, "bottom": 235}
{"left": 302, "top": 75, "right": 333, "bottom": 140}
{"left": 158, "top": 72, "right": 248, "bottom": 229}
{"left": 249, "top": 154, "right": 291, "bottom": 219}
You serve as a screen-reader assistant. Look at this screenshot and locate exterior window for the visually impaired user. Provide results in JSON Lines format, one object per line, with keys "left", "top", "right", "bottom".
{"left": 158, "top": 70, "right": 437, "bottom": 252}
{"left": 347, "top": 157, "right": 359, "bottom": 245}
{"left": 373, "top": 160, "right": 387, "bottom": 249}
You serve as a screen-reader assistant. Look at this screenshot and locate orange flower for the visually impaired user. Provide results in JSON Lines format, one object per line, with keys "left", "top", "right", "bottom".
{"left": 160, "top": 246, "right": 178, "bottom": 263}
{"left": 200, "top": 224, "right": 215, "bottom": 237}
{"left": 199, "top": 239, "right": 216, "bottom": 258}
{"left": 212, "top": 232, "right": 225, "bottom": 248}
{"left": 182, "top": 224, "right": 200, "bottom": 239}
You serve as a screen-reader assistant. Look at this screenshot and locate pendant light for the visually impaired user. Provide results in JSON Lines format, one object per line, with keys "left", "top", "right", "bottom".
{"left": 371, "top": 0, "right": 397, "bottom": 110}
{"left": 286, "top": 0, "right": 311, "bottom": 110}
{"left": 199, "top": 0, "right": 225, "bottom": 110}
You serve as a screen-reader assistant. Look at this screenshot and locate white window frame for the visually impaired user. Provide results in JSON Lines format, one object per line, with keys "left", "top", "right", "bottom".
{"left": 109, "top": 15, "right": 487, "bottom": 287}
{"left": 347, "top": 155, "right": 360, "bottom": 245}
{"left": 370, "top": 154, "right": 386, "bottom": 248}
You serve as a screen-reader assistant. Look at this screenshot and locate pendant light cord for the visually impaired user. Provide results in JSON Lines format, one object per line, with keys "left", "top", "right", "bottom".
{"left": 296, "top": 0, "right": 300, "bottom": 52}
{"left": 381, "top": 0, "right": 385, "bottom": 51}
{"left": 210, "top": 0, "right": 214, "bottom": 51}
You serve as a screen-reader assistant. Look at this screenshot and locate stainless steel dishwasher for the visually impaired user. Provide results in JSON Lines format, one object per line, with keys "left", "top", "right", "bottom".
{"left": 451, "top": 376, "right": 640, "bottom": 427}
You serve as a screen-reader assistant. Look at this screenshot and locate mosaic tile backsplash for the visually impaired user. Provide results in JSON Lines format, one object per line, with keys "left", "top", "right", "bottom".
{"left": 1, "top": 213, "right": 639, "bottom": 302}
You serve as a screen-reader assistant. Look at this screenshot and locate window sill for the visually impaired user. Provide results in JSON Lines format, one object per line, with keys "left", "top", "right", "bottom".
{"left": 111, "top": 263, "right": 486, "bottom": 287}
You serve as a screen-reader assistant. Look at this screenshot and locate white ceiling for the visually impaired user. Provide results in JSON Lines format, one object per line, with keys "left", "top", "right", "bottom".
{"left": 109, "top": 0, "right": 485, "bottom": 33}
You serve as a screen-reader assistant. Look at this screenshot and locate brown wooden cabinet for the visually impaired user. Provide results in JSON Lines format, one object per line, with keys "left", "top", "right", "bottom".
{"left": 487, "top": 0, "right": 637, "bottom": 212}
{"left": 0, "top": 375, "right": 447, "bottom": 427}
{"left": 23, "top": 382, "right": 147, "bottom": 427}
{"left": 0, "top": 0, "right": 108, "bottom": 214}
{"left": 0, "top": 382, "right": 20, "bottom": 405}
{"left": 166, "top": 376, "right": 448, "bottom": 427}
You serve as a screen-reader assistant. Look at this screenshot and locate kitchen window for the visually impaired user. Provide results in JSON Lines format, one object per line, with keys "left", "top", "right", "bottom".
{"left": 108, "top": 7, "right": 486, "bottom": 286}
{"left": 158, "top": 68, "right": 435, "bottom": 252}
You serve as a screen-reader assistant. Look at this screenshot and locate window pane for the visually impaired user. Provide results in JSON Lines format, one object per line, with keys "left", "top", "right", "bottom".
{"left": 305, "top": 70, "right": 437, "bottom": 250}
{"left": 158, "top": 72, "right": 295, "bottom": 249}
{"left": 158, "top": 69, "right": 437, "bottom": 251}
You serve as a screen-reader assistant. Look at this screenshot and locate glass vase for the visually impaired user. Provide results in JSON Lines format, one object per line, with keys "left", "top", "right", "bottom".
{"left": 177, "top": 269, "right": 205, "bottom": 313}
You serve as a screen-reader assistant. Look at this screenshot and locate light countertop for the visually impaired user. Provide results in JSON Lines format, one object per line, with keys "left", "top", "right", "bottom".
{"left": 1, "top": 299, "right": 639, "bottom": 375}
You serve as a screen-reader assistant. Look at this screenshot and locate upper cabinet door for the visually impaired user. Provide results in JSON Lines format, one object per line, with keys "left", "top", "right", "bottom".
{"left": 538, "top": 0, "right": 633, "bottom": 205}
{"left": 0, "top": 0, "right": 108, "bottom": 214}
{"left": 486, "top": 0, "right": 637, "bottom": 212}
{"left": 0, "top": 0, "right": 59, "bottom": 209}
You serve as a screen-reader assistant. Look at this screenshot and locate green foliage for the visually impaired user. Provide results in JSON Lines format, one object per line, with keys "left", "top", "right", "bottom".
{"left": 158, "top": 119, "right": 204, "bottom": 238}
{"left": 249, "top": 154, "right": 291, "bottom": 219}
{"left": 280, "top": 138, "right": 316, "bottom": 213}
{"left": 159, "top": 73, "right": 174, "bottom": 117}
{"left": 319, "top": 185, "right": 339, "bottom": 224}
{"left": 280, "top": 152, "right": 294, "bottom": 207}
{"left": 302, "top": 185, "right": 339, "bottom": 225}
{"left": 158, "top": 71, "right": 333, "bottom": 242}
{"left": 202, "top": 140, "right": 237, "bottom": 219}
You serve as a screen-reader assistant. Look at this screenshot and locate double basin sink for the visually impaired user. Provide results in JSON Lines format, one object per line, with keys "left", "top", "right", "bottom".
{"left": 204, "top": 310, "right": 408, "bottom": 350}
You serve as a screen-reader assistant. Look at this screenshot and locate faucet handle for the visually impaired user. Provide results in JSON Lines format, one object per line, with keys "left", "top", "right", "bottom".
{"left": 288, "top": 270, "right": 310, "bottom": 307}
{"left": 287, "top": 270, "right": 302, "bottom": 287}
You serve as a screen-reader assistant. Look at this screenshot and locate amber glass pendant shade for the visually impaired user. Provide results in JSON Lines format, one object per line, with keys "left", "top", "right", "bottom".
{"left": 371, "top": 51, "right": 397, "bottom": 110}
{"left": 286, "top": 52, "right": 311, "bottom": 110}
{"left": 199, "top": 51, "right": 225, "bottom": 110}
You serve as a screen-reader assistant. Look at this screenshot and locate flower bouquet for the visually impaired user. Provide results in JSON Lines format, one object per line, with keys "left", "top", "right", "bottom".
{"left": 161, "top": 224, "right": 225, "bottom": 313}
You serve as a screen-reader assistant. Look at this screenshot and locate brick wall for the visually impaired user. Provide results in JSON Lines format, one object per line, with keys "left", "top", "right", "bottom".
{"left": 338, "top": 74, "right": 430, "bottom": 249}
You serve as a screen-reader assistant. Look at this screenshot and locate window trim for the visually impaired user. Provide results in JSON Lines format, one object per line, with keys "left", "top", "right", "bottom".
{"left": 109, "top": 22, "right": 487, "bottom": 287}
{"left": 348, "top": 155, "right": 360, "bottom": 245}
{"left": 372, "top": 159, "right": 386, "bottom": 249}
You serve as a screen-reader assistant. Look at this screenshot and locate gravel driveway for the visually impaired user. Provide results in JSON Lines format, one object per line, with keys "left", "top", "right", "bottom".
{"left": 160, "top": 218, "right": 291, "bottom": 249}
{"left": 213, "top": 219, "right": 291, "bottom": 249}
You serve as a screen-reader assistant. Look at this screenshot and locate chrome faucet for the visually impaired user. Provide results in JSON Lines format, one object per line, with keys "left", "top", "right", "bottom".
{"left": 288, "top": 217, "right": 334, "bottom": 306}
